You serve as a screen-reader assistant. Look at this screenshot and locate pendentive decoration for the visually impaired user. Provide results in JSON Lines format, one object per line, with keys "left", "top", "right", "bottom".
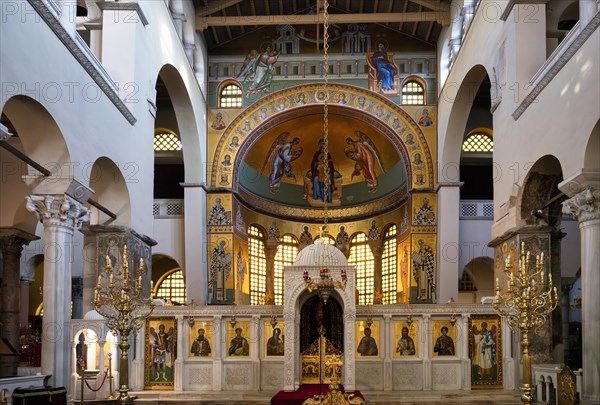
{"left": 493, "top": 242, "right": 558, "bottom": 405}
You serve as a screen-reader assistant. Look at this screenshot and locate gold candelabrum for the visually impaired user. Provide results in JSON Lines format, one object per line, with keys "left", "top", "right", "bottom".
{"left": 303, "top": 268, "right": 347, "bottom": 305}
{"left": 493, "top": 242, "right": 558, "bottom": 405}
{"left": 93, "top": 246, "right": 155, "bottom": 405}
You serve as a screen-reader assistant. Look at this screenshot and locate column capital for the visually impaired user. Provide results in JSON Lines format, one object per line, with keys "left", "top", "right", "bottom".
{"left": 26, "top": 194, "right": 89, "bottom": 231}
{"left": 0, "top": 228, "right": 39, "bottom": 255}
{"left": 562, "top": 187, "right": 600, "bottom": 223}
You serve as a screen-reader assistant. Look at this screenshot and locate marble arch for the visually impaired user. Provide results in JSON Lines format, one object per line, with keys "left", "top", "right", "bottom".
{"left": 283, "top": 264, "right": 356, "bottom": 392}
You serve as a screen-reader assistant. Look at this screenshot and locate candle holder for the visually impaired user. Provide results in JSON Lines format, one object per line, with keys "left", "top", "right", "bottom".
{"left": 493, "top": 242, "right": 558, "bottom": 405}
{"left": 93, "top": 246, "right": 154, "bottom": 405}
{"left": 303, "top": 268, "right": 347, "bottom": 305}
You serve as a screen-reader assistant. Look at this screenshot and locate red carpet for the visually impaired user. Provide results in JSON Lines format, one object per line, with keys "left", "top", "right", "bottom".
{"left": 271, "top": 384, "right": 364, "bottom": 405}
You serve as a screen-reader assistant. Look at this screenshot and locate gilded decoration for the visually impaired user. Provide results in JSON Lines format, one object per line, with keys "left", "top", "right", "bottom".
{"left": 355, "top": 320, "right": 380, "bottom": 357}
{"left": 207, "top": 234, "right": 234, "bottom": 304}
{"left": 394, "top": 320, "right": 419, "bottom": 357}
{"left": 226, "top": 321, "right": 251, "bottom": 357}
{"left": 208, "top": 83, "right": 435, "bottom": 197}
{"left": 412, "top": 193, "right": 437, "bottom": 231}
{"left": 189, "top": 321, "right": 213, "bottom": 358}
{"left": 469, "top": 315, "right": 503, "bottom": 388}
{"left": 207, "top": 193, "right": 233, "bottom": 232}
{"left": 410, "top": 234, "right": 436, "bottom": 303}
{"left": 144, "top": 317, "right": 177, "bottom": 389}
{"left": 431, "top": 320, "right": 457, "bottom": 357}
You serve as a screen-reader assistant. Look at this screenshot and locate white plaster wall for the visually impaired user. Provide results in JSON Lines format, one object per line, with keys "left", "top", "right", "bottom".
{"left": 0, "top": 0, "right": 206, "bottom": 239}
{"left": 152, "top": 217, "right": 185, "bottom": 268}
{"left": 437, "top": 2, "right": 600, "bottom": 238}
{"left": 458, "top": 218, "right": 495, "bottom": 276}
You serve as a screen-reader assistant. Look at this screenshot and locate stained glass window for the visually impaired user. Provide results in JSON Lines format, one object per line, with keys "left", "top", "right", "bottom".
{"left": 381, "top": 225, "right": 398, "bottom": 304}
{"left": 249, "top": 226, "right": 267, "bottom": 305}
{"left": 219, "top": 83, "right": 242, "bottom": 108}
{"left": 349, "top": 233, "right": 375, "bottom": 305}
{"left": 462, "top": 132, "right": 493, "bottom": 152}
{"left": 274, "top": 235, "right": 299, "bottom": 305}
{"left": 402, "top": 80, "right": 425, "bottom": 105}
{"left": 156, "top": 269, "right": 186, "bottom": 304}
{"left": 154, "top": 131, "right": 181, "bottom": 151}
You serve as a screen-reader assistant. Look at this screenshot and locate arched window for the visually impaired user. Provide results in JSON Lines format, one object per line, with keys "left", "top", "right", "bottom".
{"left": 249, "top": 226, "right": 267, "bottom": 305}
{"left": 401, "top": 77, "right": 426, "bottom": 105}
{"left": 154, "top": 128, "right": 182, "bottom": 151}
{"left": 381, "top": 225, "right": 398, "bottom": 304}
{"left": 274, "top": 235, "right": 299, "bottom": 305}
{"left": 459, "top": 270, "right": 477, "bottom": 291}
{"left": 155, "top": 268, "right": 186, "bottom": 304}
{"left": 462, "top": 129, "right": 493, "bottom": 152}
{"left": 349, "top": 233, "right": 375, "bottom": 305}
{"left": 219, "top": 81, "right": 243, "bottom": 108}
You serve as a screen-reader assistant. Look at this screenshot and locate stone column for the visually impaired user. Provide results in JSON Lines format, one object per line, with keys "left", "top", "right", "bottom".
{"left": 20, "top": 276, "right": 33, "bottom": 328}
{"left": 183, "top": 185, "right": 207, "bottom": 305}
{"left": 72, "top": 277, "right": 83, "bottom": 320}
{"left": 437, "top": 183, "right": 462, "bottom": 303}
{"left": 383, "top": 314, "right": 392, "bottom": 391}
{"left": 26, "top": 194, "right": 89, "bottom": 387}
{"left": 174, "top": 315, "right": 184, "bottom": 391}
{"left": 460, "top": 313, "right": 471, "bottom": 390}
{"left": 563, "top": 188, "right": 600, "bottom": 405}
{"left": 265, "top": 244, "right": 277, "bottom": 304}
{"left": 0, "top": 228, "right": 38, "bottom": 377}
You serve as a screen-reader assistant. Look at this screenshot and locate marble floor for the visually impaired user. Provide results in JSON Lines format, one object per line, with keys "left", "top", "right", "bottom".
{"left": 130, "top": 389, "right": 522, "bottom": 404}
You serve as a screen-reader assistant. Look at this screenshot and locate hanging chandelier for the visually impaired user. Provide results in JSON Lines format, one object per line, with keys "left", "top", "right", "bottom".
{"left": 301, "top": 0, "right": 348, "bottom": 306}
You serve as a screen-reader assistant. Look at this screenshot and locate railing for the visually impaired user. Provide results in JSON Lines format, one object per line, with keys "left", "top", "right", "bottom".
{"left": 459, "top": 200, "right": 494, "bottom": 218}
{"left": 153, "top": 199, "right": 184, "bottom": 218}
{"left": 208, "top": 53, "right": 436, "bottom": 81}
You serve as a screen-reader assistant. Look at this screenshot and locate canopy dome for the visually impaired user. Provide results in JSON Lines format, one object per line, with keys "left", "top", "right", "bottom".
{"left": 293, "top": 242, "right": 348, "bottom": 267}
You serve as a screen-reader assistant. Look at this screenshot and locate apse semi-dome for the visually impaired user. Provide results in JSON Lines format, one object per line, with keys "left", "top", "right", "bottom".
{"left": 294, "top": 242, "right": 348, "bottom": 267}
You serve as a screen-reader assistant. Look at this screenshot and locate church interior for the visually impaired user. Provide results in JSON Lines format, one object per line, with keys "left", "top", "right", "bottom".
{"left": 0, "top": 0, "right": 598, "bottom": 404}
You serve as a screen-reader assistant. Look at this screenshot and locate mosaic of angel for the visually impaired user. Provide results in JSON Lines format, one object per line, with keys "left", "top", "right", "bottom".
{"left": 263, "top": 132, "right": 303, "bottom": 194}
{"left": 472, "top": 322, "right": 497, "bottom": 380}
{"left": 344, "top": 130, "right": 384, "bottom": 193}
{"left": 237, "top": 45, "right": 280, "bottom": 96}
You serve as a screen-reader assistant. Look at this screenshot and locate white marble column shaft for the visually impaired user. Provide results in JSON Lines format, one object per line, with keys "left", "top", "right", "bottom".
{"left": 184, "top": 186, "right": 207, "bottom": 305}
{"left": 437, "top": 183, "right": 462, "bottom": 303}
{"left": 563, "top": 188, "right": 600, "bottom": 405}
{"left": 26, "top": 194, "right": 89, "bottom": 387}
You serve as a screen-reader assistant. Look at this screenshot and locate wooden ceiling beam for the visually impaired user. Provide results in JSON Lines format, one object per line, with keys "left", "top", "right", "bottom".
{"left": 235, "top": 2, "right": 245, "bottom": 33}
{"left": 412, "top": 5, "right": 423, "bottom": 35}
{"left": 198, "top": 0, "right": 244, "bottom": 17}
{"left": 408, "top": 0, "right": 449, "bottom": 12}
{"left": 399, "top": 0, "right": 410, "bottom": 30}
{"left": 196, "top": 11, "right": 449, "bottom": 30}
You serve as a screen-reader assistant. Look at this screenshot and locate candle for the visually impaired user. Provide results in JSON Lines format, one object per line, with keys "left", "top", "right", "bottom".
{"left": 97, "top": 275, "right": 102, "bottom": 287}
{"left": 109, "top": 273, "right": 113, "bottom": 284}
{"left": 541, "top": 271, "right": 545, "bottom": 285}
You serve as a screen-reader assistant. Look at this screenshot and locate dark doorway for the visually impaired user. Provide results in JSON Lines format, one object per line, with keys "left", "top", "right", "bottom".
{"left": 300, "top": 295, "right": 344, "bottom": 353}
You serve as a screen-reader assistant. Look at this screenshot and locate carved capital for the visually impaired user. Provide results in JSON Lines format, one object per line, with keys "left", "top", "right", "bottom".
{"left": 562, "top": 188, "right": 600, "bottom": 223}
{"left": 0, "top": 228, "right": 38, "bottom": 255}
{"left": 26, "top": 194, "right": 90, "bottom": 230}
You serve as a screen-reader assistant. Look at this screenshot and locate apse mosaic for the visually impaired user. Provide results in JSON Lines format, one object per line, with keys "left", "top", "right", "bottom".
{"left": 207, "top": 84, "right": 436, "bottom": 221}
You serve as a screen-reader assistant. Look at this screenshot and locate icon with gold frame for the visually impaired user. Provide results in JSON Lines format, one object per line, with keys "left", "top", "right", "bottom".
{"left": 469, "top": 315, "right": 503, "bottom": 388}
{"left": 264, "top": 321, "right": 284, "bottom": 356}
{"left": 189, "top": 321, "right": 213, "bottom": 358}
{"left": 226, "top": 321, "right": 251, "bottom": 357}
{"left": 431, "top": 320, "right": 456, "bottom": 357}
{"left": 355, "top": 320, "right": 380, "bottom": 357}
{"left": 394, "top": 320, "right": 419, "bottom": 357}
{"left": 144, "top": 317, "right": 177, "bottom": 389}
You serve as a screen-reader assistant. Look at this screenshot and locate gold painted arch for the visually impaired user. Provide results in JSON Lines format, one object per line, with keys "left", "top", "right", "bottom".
{"left": 210, "top": 83, "right": 436, "bottom": 192}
